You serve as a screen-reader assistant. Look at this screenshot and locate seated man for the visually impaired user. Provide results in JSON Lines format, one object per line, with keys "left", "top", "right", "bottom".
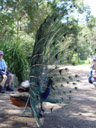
{"left": 0, "top": 50, "right": 14, "bottom": 93}
{"left": 88, "top": 56, "right": 96, "bottom": 84}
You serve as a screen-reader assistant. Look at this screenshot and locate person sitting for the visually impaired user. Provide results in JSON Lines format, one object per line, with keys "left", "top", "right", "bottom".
{"left": 0, "top": 50, "right": 14, "bottom": 93}
{"left": 88, "top": 56, "right": 96, "bottom": 84}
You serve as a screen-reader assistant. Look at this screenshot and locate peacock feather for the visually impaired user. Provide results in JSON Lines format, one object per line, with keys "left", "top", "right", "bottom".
{"left": 29, "top": 10, "right": 80, "bottom": 127}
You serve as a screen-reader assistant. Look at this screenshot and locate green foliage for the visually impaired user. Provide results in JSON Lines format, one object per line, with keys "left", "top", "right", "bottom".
{"left": 0, "top": 40, "right": 30, "bottom": 81}
{"left": 71, "top": 53, "right": 79, "bottom": 65}
{"left": 0, "top": 0, "right": 52, "bottom": 40}
{"left": 0, "top": 0, "right": 94, "bottom": 66}
{"left": 84, "top": 58, "right": 91, "bottom": 64}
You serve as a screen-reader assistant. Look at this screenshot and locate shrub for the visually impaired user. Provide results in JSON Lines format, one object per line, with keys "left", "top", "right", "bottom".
{"left": 0, "top": 40, "right": 31, "bottom": 82}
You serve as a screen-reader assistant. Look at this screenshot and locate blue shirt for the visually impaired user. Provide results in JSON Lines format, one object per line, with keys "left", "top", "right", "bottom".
{"left": 0, "top": 59, "right": 7, "bottom": 70}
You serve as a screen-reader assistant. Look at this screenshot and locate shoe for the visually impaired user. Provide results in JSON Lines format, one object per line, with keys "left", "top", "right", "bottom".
{"left": 0, "top": 86, "right": 5, "bottom": 93}
{"left": 6, "top": 85, "right": 14, "bottom": 91}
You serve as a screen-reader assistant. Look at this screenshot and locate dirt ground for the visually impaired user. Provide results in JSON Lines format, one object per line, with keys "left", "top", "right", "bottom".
{"left": 1, "top": 65, "right": 96, "bottom": 128}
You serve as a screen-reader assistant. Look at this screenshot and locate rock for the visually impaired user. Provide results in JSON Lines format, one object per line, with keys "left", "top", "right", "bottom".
{"left": 12, "top": 74, "right": 19, "bottom": 87}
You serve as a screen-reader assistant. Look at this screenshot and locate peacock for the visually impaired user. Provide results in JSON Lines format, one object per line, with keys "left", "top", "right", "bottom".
{"left": 10, "top": 10, "right": 80, "bottom": 127}
{"left": 29, "top": 10, "right": 80, "bottom": 127}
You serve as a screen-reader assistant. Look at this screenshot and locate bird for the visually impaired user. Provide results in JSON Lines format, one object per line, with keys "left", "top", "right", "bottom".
{"left": 10, "top": 10, "right": 80, "bottom": 127}
{"left": 17, "top": 80, "right": 30, "bottom": 93}
{"left": 10, "top": 78, "right": 54, "bottom": 107}
{"left": 10, "top": 92, "right": 30, "bottom": 107}
{"left": 10, "top": 80, "right": 30, "bottom": 107}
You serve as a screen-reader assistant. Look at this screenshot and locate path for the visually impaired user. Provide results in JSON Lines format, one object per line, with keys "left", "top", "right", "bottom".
{"left": 43, "top": 65, "right": 96, "bottom": 128}
{"left": 0, "top": 65, "right": 96, "bottom": 128}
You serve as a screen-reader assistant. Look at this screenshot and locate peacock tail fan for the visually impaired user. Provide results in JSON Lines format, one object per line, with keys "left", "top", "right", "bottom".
{"left": 29, "top": 11, "right": 80, "bottom": 127}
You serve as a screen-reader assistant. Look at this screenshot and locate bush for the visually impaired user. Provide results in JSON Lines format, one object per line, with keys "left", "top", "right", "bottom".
{"left": 0, "top": 40, "right": 31, "bottom": 82}
{"left": 84, "top": 58, "right": 91, "bottom": 64}
{"left": 71, "top": 53, "right": 79, "bottom": 65}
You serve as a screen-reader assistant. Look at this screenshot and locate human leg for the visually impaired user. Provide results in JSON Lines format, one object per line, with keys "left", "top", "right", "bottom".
{"left": 0, "top": 75, "right": 7, "bottom": 93}
{"left": 88, "top": 76, "right": 93, "bottom": 84}
{"left": 6, "top": 73, "right": 14, "bottom": 91}
{"left": 8, "top": 73, "right": 13, "bottom": 85}
{"left": 91, "top": 77, "right": 96, "bottom": 83}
